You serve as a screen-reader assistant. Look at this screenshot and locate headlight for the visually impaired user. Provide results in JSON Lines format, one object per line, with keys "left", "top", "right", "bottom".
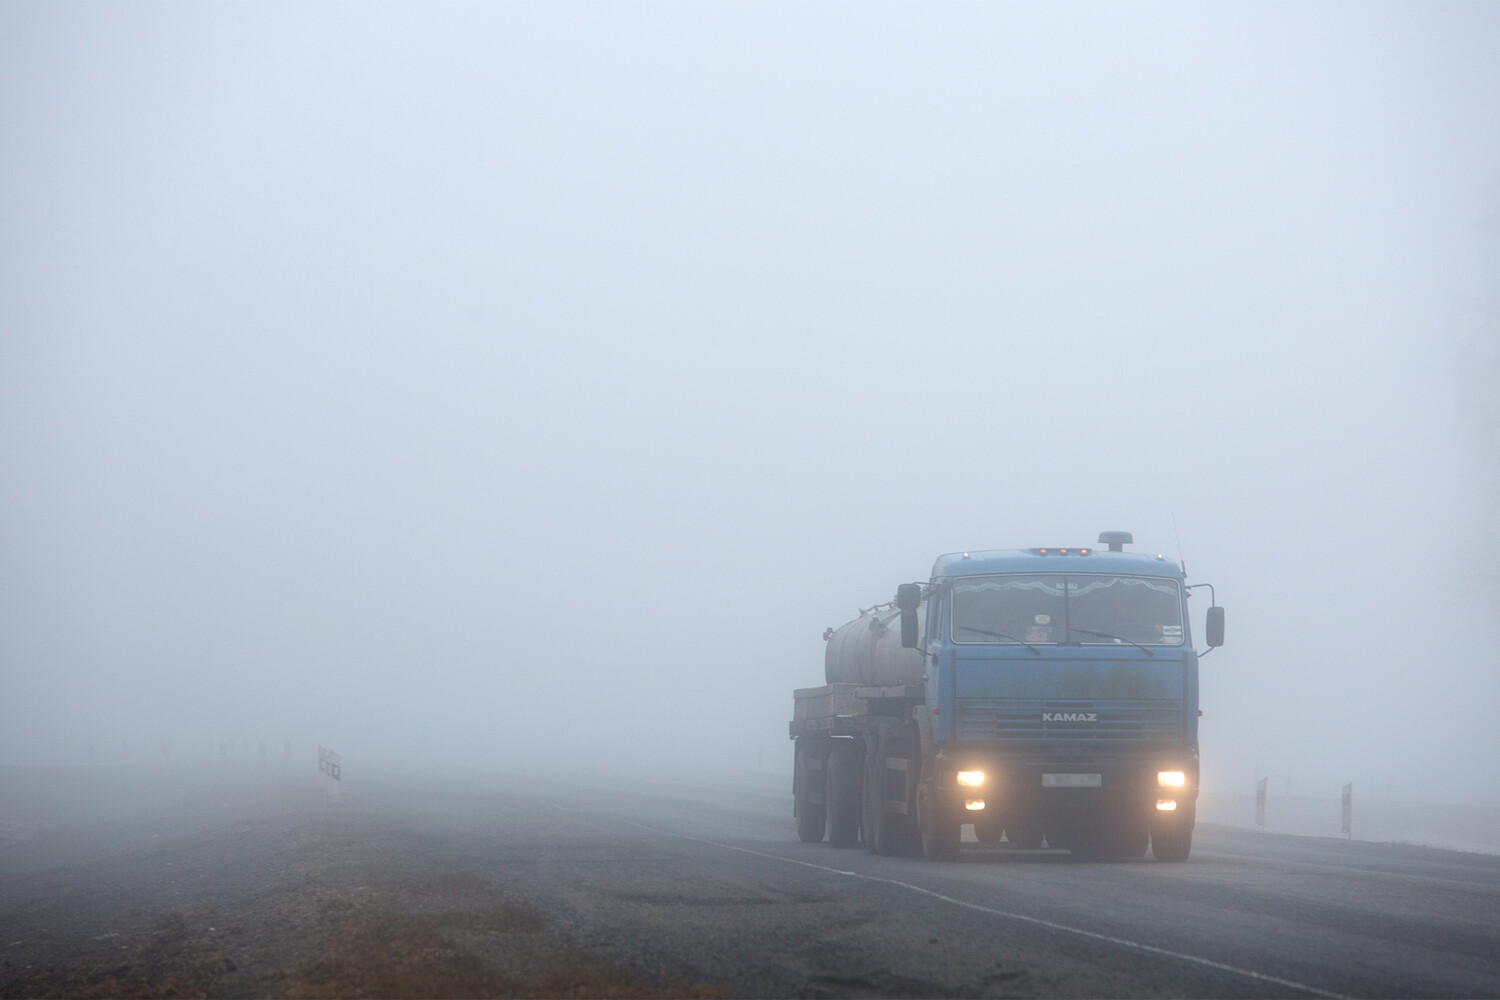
{"left": 956, "top": 770, "right": 986, "bottom": 788}
{"left": 1157, "top": 770, "right": 1187, "bottom": 788}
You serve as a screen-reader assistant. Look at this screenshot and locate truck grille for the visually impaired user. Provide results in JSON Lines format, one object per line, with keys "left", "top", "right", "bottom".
{"left": 956, "top": 699, "right": 1182, "bottom": 744}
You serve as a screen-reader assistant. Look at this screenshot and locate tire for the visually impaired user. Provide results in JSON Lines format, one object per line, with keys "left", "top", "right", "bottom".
{"left": 794, "top": 739, "right": 826, "bottom": 843}
{"left": 1111, "top": 814, "right": 1150, "bottom": 859}
{"left": 825, "top": 742, "right": 862, "bottom": 848}
{"left": 916, "top": 764, "right": 960, "bottom": 862}
{"left": 919, "top": 793, "right": 960, "bottom": 860}
{"left": 886, "top": 734, "right": 921, "bottom": 857}
{"left": 1151, "top": 803, "right": 1195, "bottom": 862}
{"left": 864, "top": 728, "right": 917, "bottom": 856}
{"left": 1151, "top": 823, "right": 1192, "bottom": 862}
{"left": 889, "top": 813, "right": 920, "bottom": 855}
{"left": 862, "top": 741, "right": 882, "bottom": 855}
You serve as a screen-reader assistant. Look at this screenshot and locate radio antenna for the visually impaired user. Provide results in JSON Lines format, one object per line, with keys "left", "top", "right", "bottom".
{"left": 1171, "top": 512, "right": 1187, "bottom": 578}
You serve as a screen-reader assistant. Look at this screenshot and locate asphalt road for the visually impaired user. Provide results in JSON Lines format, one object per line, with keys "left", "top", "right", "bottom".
{"left": 351, "top": 766, "right": 1500, "bottom": 998}
{"left": 4, "top": 764, "right": 1499, "bottom": 998}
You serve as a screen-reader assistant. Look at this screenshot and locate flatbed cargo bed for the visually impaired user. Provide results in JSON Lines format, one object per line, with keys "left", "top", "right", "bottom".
{"left": 789, "top": 684, "right": 924, "bottom": 738}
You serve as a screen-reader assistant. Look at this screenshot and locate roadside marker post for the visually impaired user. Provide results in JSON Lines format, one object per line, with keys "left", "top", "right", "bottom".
{"left": 318, "top": 746, "right": 342, "bottom": 802}
{"left": 1255, "top": 777, "right": 1267, "bottom": 830}
{"left": 1342, "top": 783, "right": 1352, "bottom": 840}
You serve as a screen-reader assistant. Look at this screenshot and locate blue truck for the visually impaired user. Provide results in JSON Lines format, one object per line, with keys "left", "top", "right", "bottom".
{"left": 790, "top": 531, "right": 1224, "bottom": 861}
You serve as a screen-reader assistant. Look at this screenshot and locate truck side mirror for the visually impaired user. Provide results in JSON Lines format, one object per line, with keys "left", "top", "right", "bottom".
{"left": 896, "top": 583, "right": 921, "bottom": 649}
{"left": 1205, "top": 606, "right": 1225, "bottom": 648}
{"left": 895, "top": 583, "right": 921, "bottom": 611}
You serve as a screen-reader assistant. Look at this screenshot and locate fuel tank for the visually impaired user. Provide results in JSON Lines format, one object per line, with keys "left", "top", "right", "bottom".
{"left": 824, "top": 603, "right": 926, "bottom": 687}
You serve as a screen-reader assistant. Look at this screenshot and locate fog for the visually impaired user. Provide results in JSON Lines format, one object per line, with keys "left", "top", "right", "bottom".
{"left": 3, "top": 4, "right": 1498, "bottom": 806}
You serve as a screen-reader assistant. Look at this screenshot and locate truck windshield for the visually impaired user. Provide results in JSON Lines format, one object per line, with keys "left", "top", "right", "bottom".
{"left": 951, "top": 574, "right": 1184, "bottom": 647}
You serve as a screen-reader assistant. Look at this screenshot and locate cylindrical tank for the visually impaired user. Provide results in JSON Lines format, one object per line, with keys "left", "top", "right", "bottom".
{"left": 824, "top": 602, "right": 926, "bottom": 686}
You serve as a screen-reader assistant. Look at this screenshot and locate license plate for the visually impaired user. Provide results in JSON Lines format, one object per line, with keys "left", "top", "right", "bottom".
{"left": 1042, "top": 773, "right": 1102, "bottom": 788}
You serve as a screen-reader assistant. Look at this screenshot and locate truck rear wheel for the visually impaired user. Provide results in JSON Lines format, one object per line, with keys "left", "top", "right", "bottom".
{"left": 794, "top": 738, "right": 827, "bottom": 843}
{"left": 916, "top": 760, "right": 960, "bottom": 863}
{"left": 864, "top": 729, "right": 917, "bottom": 855}
{"left": 825, "top": 742, "right": 862, "bottom": 848}
{"left": 918, "top": 788, "right": 960, "bottom": 861}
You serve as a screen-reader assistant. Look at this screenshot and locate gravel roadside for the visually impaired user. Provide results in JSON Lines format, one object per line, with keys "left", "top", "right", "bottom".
{"left": 0, "top": 767, "right": 727, "bottom": 999}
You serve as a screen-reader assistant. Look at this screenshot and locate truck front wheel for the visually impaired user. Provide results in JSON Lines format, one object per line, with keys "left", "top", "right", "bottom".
{"left": 1151, "top": 806, "right": 1194, "bottom": 862}
{"left": 1109, "top": 807, "right": 1150, "bottom": 858}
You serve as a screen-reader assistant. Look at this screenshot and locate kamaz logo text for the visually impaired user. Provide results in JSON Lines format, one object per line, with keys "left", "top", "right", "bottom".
{"left": 1042, "top": 712, "right": 1098, "bottom": 723}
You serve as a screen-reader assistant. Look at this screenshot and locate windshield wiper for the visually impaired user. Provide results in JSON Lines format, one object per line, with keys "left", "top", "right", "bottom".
{"left": 956, "top": 625, "right": 1041, "bottom": 654}
{"left": 1069, "top": 627, "right": 1155, "bottom": 656}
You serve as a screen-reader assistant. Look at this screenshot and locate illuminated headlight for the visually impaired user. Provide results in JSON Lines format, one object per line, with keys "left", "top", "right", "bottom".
{"left": 1156, "top": 799, "right": 1178, "bottom": 811}
{"left": 965, "top": 799, "right": 986, "bottom": 811}
{"left": 956, "top": 770, "right": 986, "bottom": 788}
{"left": 1157, "top": 770, "right": 1187, "bottom": 788}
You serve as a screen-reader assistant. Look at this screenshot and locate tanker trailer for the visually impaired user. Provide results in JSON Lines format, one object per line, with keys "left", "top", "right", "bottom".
{"left": 823, "top": 605, "right": 926, "bottom": 687}
{"left": 790, "top": 596, "right": 932, "bottom": 853}
{"left": 789, "top": 533, "right": 1225, "bottom": 862}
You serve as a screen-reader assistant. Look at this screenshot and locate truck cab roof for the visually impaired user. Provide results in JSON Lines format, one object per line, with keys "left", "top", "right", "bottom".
{"left": 930, "top": 548, "right": 1184, "bottom": 581}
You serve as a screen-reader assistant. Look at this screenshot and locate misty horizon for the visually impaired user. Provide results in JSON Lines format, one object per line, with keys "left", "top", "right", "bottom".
{"left": 3, "top": 3, "right": 1498, "bottom": 807}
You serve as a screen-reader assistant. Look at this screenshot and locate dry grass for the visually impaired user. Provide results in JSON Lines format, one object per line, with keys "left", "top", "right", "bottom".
{"left": 6, "top": 912, "right": 240, "bottom": 999}
{"left": 272, "top": 906, "right": 728, "bottom": 998}
{"left": 2, "top": 808, "right": 730, "bottom": 1000}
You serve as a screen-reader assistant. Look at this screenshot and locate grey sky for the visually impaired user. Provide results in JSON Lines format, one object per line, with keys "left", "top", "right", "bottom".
{"left": 3, "top": 3, "right": 1498, "bottom": 803}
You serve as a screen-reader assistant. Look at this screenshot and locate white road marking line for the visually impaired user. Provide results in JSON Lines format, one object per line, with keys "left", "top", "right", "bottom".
{"left": 652, "top": 825, "right": 1351, "bottom": 1000}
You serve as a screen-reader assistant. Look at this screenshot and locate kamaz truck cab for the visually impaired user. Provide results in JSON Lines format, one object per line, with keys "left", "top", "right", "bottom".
{"left": 894, "top": 530, "right": 1224, "bottom": 860}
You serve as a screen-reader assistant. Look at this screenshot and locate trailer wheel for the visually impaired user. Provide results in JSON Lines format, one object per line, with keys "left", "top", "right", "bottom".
{"left": 825, "top": 742, "right": 862, "bottom": 848}
{"left": 794, "top": 738, "right": 827, "bottom": 843}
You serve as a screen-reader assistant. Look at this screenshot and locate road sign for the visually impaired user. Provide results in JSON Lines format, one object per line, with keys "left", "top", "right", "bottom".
{"left": 318, "top": 746, "right": 343, "bottom": 801}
